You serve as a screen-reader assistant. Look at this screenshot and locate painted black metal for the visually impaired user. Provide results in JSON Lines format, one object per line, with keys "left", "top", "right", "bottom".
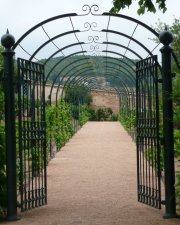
{"left": 12, "top": 13, "right": 78, "bottom": 50}
{"left": 102, "top": 13, "right": 159, "bottom": 37}
{"left": 45, "top": 51, "right": 87, "bottom": 83}
{"left": 61, "top": 67, "right": 94, "bottom": 96}
{"left": 29, "top": 30, "right": 81, "bottom": 60}
{"left": 102, "top": 50, "right": 136, "bottom": 65}
{"left": 65, "top": 71, "right": 131, "bottom": 98}
{"left": 102, "top": 29, "right": 153, "bottom": 57}
{"left": 103, "top": 42, "right": 143, "bottom": 59}
{"left": 1, "top": 31, "right": 18, "bottom": 221}
{"left": 3, "top": 5, "right": 179, "bottom": 218}
{"left": 136, "top": 55, "right": 161, "bottom": 209}
{"left": 43, "top": 42, "right": 85, "bottom": 65}
{"left": 17, "top": 58, "right": 47, "bottom": 212}
{"left": 49, "top": 57, "right": 90, "bottom": 97}
{"left": 103, "top": 56, "right": 135, "bottom": 73}
{"left": 159, "top": 31, "right": 177, "bottom": 218}
{"left": 49, "top": 64, "right": 93, "bottom": 103}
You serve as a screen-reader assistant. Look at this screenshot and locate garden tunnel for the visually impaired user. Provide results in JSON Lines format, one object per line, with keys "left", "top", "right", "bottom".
{"left": 1, "top": 4, "right": 180, "bottom": 221}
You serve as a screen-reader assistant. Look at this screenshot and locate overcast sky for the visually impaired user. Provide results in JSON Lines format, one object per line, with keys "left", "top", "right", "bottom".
{"left": 0, "top": 0, "right": 179, "bottom": 60}
{"left": 1, "top": 0, "right": 179, "bottom": 38}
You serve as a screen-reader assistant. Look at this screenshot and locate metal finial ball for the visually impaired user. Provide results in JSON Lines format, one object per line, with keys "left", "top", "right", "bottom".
{"left": 159, "top": 30, "right": 173, "bottom": 46}
{"left": 1, "top": 31, "right": 15, "bottom": 49}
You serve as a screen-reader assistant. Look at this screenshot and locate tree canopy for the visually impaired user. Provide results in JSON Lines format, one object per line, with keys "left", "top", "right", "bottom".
{"left": 110, "top": 0, "right": 167, "bottom": 15}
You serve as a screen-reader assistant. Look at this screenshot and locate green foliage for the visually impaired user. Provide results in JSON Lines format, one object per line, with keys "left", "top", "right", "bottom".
{"left": 46, "top": 98, "right": 74, "bottom": 152}
{"left": 79, "top": 105, "right": 90, "bottom": 126}
{"left": 110, "top": 0, "right": 167, "bottom": 15}
{"left": 65, "top": 86, "right": 92, "bottom": 106}
{"left": 89, "top": 107, "right": 117, "bottom": 121}
{"left": 96, "top": 108, "right": 113, "bottom": 121}
{"left": 118, "top": 108, "right": 136, "bottom": 133}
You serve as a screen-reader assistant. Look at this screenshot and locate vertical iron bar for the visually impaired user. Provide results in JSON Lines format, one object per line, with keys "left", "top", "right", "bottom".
{"left": 159, "top": 30, "right": 177, "bottom": 218}
{"left": 1, "top": 31, "right": 19, "bottom": 220}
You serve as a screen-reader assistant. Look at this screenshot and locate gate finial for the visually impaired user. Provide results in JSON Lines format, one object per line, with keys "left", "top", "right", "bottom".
{"left": 159, "top": 29, "right": 173, "bottom": 46}
{"left": 1, "top": 29, "right": 15, "bottom": 49}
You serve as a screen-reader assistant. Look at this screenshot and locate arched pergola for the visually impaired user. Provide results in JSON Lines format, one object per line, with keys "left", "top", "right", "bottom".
{"left": 1, "top": 4, "right": 179, "bottom": 220}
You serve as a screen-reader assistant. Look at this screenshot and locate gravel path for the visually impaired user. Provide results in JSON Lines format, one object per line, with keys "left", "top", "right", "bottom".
{"left": 1, "top": 122, "right": 179, "bottom": 225}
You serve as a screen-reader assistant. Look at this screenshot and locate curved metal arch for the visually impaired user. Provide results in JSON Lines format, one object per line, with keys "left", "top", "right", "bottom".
{"left": 60, "top": 67, "right": 95, "bottom": 97}
{"left": 48, "top": 50, "right": 136, "bottom": 102}
{"left": 13, "top": 11, "right": 160, "bottom": 50}
{"left": 102, "top": 13, "right": 159, "bottom": 37}
{"left": 12, "top": 13, "right": 78, "bottom": 49}
{"left": 78, "top": 80, "right": 121, "bottom": 96}
{"left": 67, "top": 74, "right": 132, "bottom": 111}
{"left": 53, "top": 58, "right": 92, "bottom": 87}
{"left": 102, "top": 29, "right": 153, "bottom": 57}
{"left": 102, "top": 50, "right": 136, "bottom": 65}
{"left": 104, "top": 67, "right": 135, "bottom": 95}
{"left": 103, "top": 59, "right": 135, "bottom": 79}
{"left": 43, "top": 42, "right": 85, "bottom": 65}
{"left": 55, "top": 68, "right": 95, "bottom": 103}
{"left": 49, "top": 57, "right": 90, "bottom": 87}
{"left": 45, "top": 50, "right": 87, "bottom": 83}
{"left": 103, "top": 42, "right": 142, "bottom": 59}
{"left": 45, "top": 42, "right": 137, "bottom": 87}
{"left": 65, "top": 74, "right": 126, "bottom": 100}
{"left": 49, "top": 64, "right": 94, "bottom": 103}
{"left": 47, "top": 58, "right": 91, "bottom": 102}
{"left": 104, "top": 64, "right": 135, "bottom": 85}
{"left": 62, "top": 65, "right": 135, "bottom": 98}
{"left": 102, "top": 64, "right": 136, "bottom": 87}
{"left": 103, "top": 56, "right": 135, "bottom": 74}
{"left": 30, "top": 35, "right": 83, "bottom": 61}
{"left": 65, "top": 71, "right": 132, "bottom": 98}
{"left": 63, "top": 62, "right": 135, "bottom": 90}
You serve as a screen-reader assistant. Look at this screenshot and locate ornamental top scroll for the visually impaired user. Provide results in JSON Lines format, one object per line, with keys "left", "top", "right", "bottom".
{"left": 81, "top": 5, "right": 101, "bottom": 16}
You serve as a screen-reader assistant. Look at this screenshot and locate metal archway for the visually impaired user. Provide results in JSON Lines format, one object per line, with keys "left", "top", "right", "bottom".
{"left": 1, "top": 3, "right": 179, "bottom": 219}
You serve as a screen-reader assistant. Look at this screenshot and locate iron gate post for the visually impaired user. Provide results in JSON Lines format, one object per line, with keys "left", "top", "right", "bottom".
{"left": 159, "top": 29, "right": 177, "bottom": 218}
{"left": 1, "top": 31, "right": 19, "bottom": 220}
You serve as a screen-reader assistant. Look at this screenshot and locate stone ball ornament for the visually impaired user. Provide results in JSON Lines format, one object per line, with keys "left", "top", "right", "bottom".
{"left": 159, "top": 30, "right": 174, "bottom": 46}
{"left": 1, "top": 29, "right": 15, "bottom": 49}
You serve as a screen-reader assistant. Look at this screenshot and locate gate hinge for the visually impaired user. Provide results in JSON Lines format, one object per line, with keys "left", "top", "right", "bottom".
{"left": 160, "top": 137, "right": 164, "bottom": 145}
{"left": 157, "top": 78, "right": 163, "bottom": 83}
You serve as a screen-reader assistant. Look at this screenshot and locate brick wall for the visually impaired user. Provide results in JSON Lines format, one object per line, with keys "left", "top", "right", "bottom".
{"left": 90, "top": 90, "right": 119, "bottom": 115}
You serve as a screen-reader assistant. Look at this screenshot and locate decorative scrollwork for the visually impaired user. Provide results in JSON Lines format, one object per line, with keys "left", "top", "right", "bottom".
{"left": 88, "top": 36, "right": 100, "bottom": 44}
{"left": 92, "top": 53, "right": 100, "bottom": 57}
{"left": 83, "top": 22, "right": 99, "bottom": 32}
{"left": 89, "top": 45, "right": 101, "bottom": 52}
{"left": 82, "top": 4, "right": 99, "bottom": 15}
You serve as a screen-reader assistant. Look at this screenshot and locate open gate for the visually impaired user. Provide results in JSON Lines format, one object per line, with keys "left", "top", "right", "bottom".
{"left": 17, "top": 58, "right": 47, "bottom": 211}
{"left": 136, "top": 55, "right": 161, "bottom": 209}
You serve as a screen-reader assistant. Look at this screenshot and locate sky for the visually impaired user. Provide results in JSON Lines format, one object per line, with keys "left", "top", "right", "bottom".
{"left": 0, "top": 0, "right": 179, "bottom": 60}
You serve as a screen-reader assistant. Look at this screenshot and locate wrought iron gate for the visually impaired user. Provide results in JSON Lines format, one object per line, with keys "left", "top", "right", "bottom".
{"left": 136, "top": 55, "right": 161, "bottom": 209}
{"left": 18, "top": 58, "right": 47, "bottom": 211}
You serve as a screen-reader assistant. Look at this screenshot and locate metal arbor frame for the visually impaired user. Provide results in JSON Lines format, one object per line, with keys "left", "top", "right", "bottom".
{"left": 1, "top": 4, "right": 179, "bottom": 220}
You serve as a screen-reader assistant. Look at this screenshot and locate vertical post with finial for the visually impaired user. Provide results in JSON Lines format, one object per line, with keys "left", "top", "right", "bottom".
{"left": 1, "top": 30, "right": 19, "bottom": 220}
{"left": 159, "top": 28, "right": 177, "bottom": 218}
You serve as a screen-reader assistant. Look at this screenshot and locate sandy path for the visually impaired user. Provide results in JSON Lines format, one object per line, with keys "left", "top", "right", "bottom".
{"left": 1, "top": 122, "right": 179, "bottom": 225}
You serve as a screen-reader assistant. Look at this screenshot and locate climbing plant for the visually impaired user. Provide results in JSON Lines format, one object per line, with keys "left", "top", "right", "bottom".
{"left": 78, "top": 104, "right": 90, "bottom": 126}
{"left": 46, "top": 98, "right": 74, "bottom": 153}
